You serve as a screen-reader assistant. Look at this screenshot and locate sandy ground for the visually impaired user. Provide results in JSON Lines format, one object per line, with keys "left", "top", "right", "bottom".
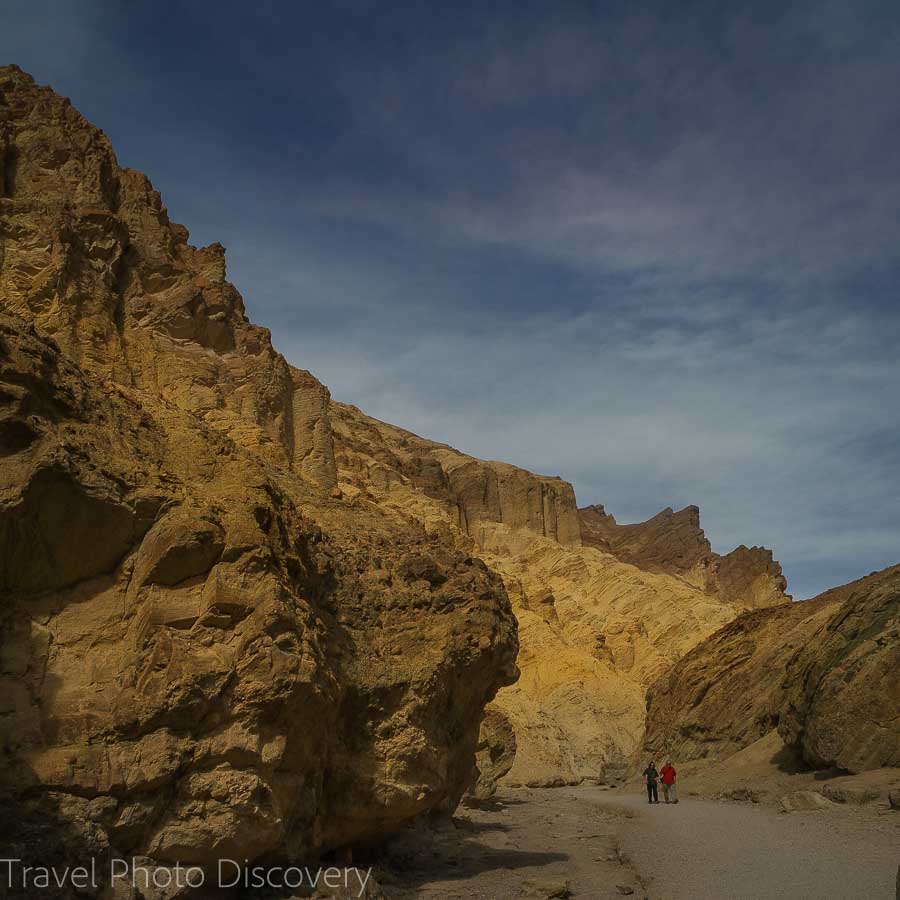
{"left": 603, "top": 790, "right": 899, "bottom": 900}
{"left": 376, "top": 784, "right": 899, "bottom": 900}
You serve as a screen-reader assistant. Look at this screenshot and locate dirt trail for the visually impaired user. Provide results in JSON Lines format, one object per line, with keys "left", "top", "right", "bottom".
{"left": 379, "top": 785, "right": 899, "bottom": 900}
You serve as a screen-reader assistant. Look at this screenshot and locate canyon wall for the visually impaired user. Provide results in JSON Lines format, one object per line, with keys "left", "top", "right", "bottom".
{"left": 0, "top": 65, "right": 518, "bottom": 889}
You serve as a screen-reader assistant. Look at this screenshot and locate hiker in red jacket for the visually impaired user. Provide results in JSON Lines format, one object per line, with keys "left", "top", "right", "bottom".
{"left": 660, "top": 760, "right": 678, "bottom": 803}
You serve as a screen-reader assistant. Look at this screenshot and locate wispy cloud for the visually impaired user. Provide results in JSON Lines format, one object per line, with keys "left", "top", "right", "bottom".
{"left": 280, "top": 1, "right": 900, "bottom": 288}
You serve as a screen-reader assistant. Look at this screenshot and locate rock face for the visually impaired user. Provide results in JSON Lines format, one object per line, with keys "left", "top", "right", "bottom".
{"left": 289, "top": 366, "right": 339, "bottom": 491}
{"left": 1, "top": 65, "right": 308, "bottom": 473}
{"left": 778, "top": 565, "right": 900, "bottom": 773}
{"left": 466, "top": 706, "right": 517, "bottom": 801}
{"left": 0, "top": 65, "right": 517, "bottom": 886}
{"left": 644, "top": 565, "right": 900, "bottom": 773}
{"left": 579, "top": 504, "right": 789, "bottom": 608}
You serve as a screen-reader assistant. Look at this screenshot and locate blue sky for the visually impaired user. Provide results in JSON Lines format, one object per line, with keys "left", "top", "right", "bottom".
{"left": 4, "top": 0, "right": 899, "bottom": 598}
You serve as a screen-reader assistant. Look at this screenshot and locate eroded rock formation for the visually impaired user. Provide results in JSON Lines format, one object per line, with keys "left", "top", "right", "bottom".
{"left": 330, "top": 402, "right": 581, "bottom": 546}
{"left": 643, "top": 565, "right": 900, "bottom": 773}
{"left": 1, "top": 64, "right": 305, "bottom": 472}
{"left": 0, "top": 65, "right": 517, "bottom": 888}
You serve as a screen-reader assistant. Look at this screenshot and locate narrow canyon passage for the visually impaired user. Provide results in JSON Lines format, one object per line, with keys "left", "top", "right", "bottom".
{"left": 1, "top": 57, "right": 898, "bottom": 900}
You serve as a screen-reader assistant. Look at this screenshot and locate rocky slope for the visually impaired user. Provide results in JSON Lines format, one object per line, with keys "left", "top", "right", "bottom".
{"left": 778, "top": 565, "right": 900, "bottom": 773}
{"left": 0, "top": 64, "right": 518, "bottom": 890}
{"left": 643, "top": 565, "right": 900, "bottom": 773}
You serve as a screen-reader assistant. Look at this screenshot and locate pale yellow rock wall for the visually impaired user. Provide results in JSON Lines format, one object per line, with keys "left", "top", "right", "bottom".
{"left": 475, "top": 525, "right": 738, "bottom": 781}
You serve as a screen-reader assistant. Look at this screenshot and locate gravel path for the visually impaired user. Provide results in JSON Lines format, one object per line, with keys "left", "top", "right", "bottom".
{"left": 601, "top": 790, "right": 900, "bottom": 900}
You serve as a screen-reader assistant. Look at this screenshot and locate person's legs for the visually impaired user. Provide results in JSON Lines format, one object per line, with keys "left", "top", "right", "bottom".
{"left": 671, "top": 783, "right": 678, "bottom": 803}
{"left": 647, "top": 782, "right": 653, "bottom": 803}
{"left": 662, "top": 783, "right": 670, "bottom": 803}
{"left": 650, "top": 782, "right": 658, "bottom": 803}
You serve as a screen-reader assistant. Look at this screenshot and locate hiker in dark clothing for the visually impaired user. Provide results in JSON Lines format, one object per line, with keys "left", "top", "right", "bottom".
{"left": 643, "top": 761, "right": 660, "bottom": 804}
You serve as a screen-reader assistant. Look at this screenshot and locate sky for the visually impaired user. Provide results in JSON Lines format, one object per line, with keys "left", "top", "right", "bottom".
{"left": 3, "top": 0, "right": 899, "bottom": 598}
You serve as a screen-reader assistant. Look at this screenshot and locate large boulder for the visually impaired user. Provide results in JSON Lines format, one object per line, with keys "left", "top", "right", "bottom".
{"left": 0, "top": 315, "right": 519, "bottom": 870}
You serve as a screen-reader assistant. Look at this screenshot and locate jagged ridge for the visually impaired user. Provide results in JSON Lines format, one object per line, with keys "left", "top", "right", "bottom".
{"left": 580, "top": 503, "right": 790, "bottom": 608}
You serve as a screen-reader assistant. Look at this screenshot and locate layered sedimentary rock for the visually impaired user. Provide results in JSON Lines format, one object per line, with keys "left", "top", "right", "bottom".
{"left": 476, "top": 528, "right": 741, "bottom": 784}
{"left": 644, "top": 565, "right": 900, "bottom": 773}
{"left": 580, "top": 504, "right": 789, "bottom": 608}
{"left": 642, "top": 595, "right": 839, "bottom": 763}
{"left": 0, "top": 65, "right": 518, "bottom": 888}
